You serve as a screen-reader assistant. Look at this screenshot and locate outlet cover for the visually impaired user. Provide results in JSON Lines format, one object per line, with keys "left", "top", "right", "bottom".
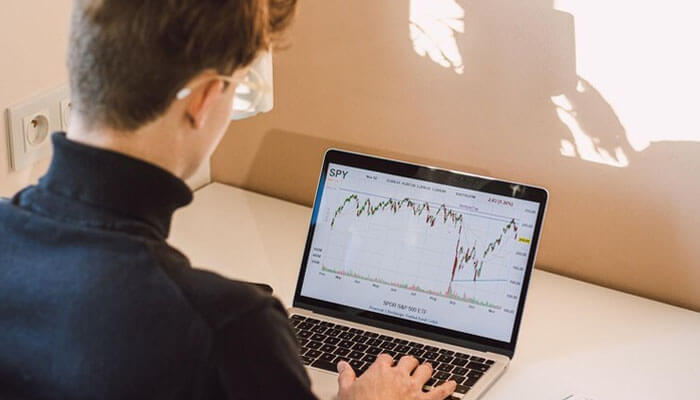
{"left": 6, "top": 85, "right": 69, "bottom": 171}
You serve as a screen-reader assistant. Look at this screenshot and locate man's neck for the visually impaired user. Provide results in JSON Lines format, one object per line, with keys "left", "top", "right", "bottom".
{"left": 66, "top": 118, "right": 188, "bottom": 179}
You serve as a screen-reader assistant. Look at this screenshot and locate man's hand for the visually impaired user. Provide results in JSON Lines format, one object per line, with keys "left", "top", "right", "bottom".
{"left": 336, "top": 354, "right": 457, "bottom": 400}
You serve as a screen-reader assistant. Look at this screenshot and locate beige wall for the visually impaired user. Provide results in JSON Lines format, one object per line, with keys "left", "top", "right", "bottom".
{"left": 0, "top": 0, "right": 72, "bottom": 197}
{"left": 212, "top": 0, "right": 700, "bottom": 310}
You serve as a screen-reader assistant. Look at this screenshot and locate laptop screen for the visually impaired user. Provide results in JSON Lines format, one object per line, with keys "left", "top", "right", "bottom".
{"left": 296, "top": 151, "right": 547, "bottom": 353}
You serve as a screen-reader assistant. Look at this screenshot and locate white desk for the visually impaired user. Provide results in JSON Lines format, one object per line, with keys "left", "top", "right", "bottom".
{"left": 170, "top": 183, "right": 700, "bottom": 400}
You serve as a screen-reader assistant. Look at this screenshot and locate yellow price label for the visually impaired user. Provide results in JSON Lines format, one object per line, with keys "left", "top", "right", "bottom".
{"left": 518, "top": 237, "right": 531, "bottom": 244}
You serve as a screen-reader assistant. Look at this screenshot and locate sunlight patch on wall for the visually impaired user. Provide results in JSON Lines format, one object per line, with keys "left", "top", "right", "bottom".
{"left": 552, "top": 89, "right": 629, "bottom": 168}
{"left": 409, "top": 0, "right": 465, "bottom": 74}
{"left": 553, "top": 0, "right": 700, "bottom": 152}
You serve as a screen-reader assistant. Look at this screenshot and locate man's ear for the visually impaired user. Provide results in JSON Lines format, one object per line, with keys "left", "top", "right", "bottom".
{"left": 185, "top": 79, "right": 225, "bottom": 129}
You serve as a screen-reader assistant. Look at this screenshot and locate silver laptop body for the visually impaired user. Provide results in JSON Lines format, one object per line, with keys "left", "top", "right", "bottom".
{"left": 289, "top": 150, "right": 548, "bottom": 399}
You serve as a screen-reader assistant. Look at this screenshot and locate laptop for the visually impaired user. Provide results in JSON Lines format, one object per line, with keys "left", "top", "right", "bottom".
{"left": 288, "top": 149, "right": 548, "bottom": 399}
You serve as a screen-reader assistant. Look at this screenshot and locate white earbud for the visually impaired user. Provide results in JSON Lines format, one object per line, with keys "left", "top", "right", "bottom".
{"left": 176, "top": 88, "right": 192, "bottom": 100}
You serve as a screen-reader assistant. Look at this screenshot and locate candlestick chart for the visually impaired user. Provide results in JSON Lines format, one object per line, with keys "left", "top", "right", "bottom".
{"left": 319, "top": 192, "right": 524, "bottom": 310}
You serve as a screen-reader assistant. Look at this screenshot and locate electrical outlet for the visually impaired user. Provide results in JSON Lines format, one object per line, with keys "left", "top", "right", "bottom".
{"left": 22, "top": 110, "right": 51, "bottom": 150}
{"left": 6, "top": 84, "right": 69, "bottom": 171}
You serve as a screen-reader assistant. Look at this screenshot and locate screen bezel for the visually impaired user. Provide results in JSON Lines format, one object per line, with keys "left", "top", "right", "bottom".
{"left": 293, "top": 149, "right": 548, "bottom": 358}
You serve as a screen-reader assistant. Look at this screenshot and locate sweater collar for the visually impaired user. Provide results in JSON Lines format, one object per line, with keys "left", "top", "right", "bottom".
{"left": 39, "top": 132, "right": 193, "bottom": 238}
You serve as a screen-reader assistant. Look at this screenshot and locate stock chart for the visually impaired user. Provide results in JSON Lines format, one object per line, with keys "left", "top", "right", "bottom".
{"left": 301, "top": 164, "right": 539, "bottom": 342}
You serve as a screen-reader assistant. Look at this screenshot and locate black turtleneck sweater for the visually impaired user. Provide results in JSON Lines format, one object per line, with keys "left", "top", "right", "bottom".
{"left": 0, "top": 133, "right": 315, "bottom": 399}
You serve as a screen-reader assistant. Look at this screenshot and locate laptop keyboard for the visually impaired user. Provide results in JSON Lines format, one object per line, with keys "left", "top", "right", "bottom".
{"left": 289, "top": 314, "right": 494, "bottom": 396}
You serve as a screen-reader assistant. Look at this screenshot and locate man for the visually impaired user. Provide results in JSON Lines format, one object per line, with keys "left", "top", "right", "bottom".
{"left": 0, "top": 1, "right": 457, "bottom": 399}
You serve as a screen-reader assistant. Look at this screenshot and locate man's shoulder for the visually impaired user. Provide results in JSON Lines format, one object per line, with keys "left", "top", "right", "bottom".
{"left": 150, "top": 247, "right": 284, "bottom": 331}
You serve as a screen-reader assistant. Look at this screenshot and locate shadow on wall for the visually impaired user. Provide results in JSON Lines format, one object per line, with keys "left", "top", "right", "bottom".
{"left": 214, "top": 0, "right": 700, "bottom": 310}
{"left": 410, "top": 0, "right": 633, "bottom": 167}
{"left": 411, "top": 0, "right": 700, "bottom": 167}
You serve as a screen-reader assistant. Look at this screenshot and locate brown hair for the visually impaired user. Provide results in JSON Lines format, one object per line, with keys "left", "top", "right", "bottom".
{"left": 68, "top": 0, "right": 296, "bottom": 131}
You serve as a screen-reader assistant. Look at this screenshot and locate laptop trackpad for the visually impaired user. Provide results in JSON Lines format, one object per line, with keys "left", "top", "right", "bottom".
{"left": 307, "top": 368, "right": 339, "bottom": 400}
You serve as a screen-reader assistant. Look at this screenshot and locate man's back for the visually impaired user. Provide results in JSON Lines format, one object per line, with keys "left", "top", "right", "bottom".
{"left": 0, "top": 134, "right": 314, "bottom": 399}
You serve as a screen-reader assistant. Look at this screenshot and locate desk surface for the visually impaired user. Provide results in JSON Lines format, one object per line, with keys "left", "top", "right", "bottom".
{"left": 170, "top": 183, "right": 700, "bottom": 400}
